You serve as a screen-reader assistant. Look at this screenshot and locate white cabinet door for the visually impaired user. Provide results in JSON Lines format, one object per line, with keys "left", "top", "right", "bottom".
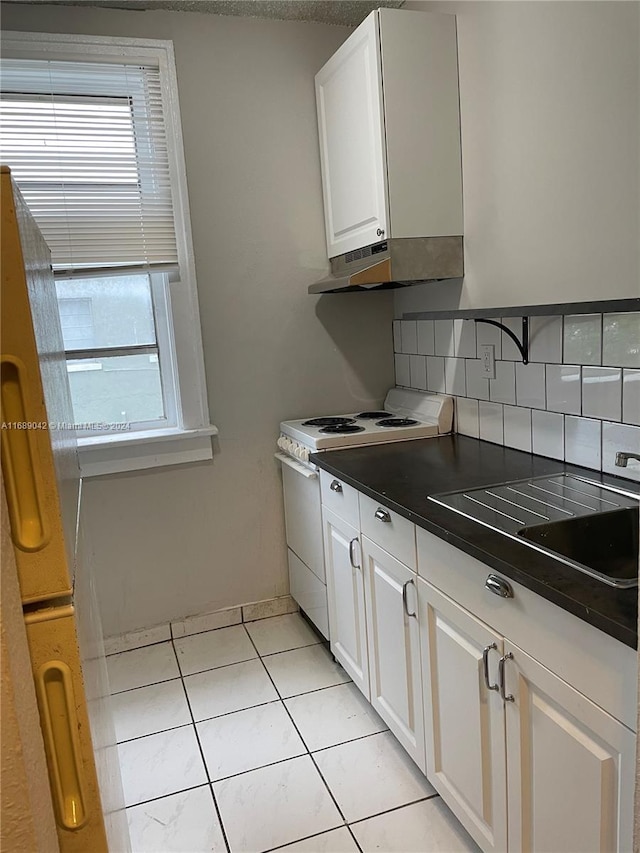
{"left": 322, "top": 506, "right": 369, "bottom": 698}
{"left": 419, "top": 579, "right": 508, "bottom": 853}
{"left": 315, "top": 11, "right": 388, "bottom": 258}
{"left": 504, "top": 641, "right": 636, "bottom": 853}
{"left": 361, "top": 536, "right": 424, "bottom": 771}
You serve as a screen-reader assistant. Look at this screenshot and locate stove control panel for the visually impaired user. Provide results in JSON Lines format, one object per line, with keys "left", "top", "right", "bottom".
{"left": 277, "top": 434, "right": 311, "bottom": 463}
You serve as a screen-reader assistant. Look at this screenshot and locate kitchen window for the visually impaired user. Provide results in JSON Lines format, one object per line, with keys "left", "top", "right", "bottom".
{"left": 0, "top": 32, "right": 215, "bottom": 475}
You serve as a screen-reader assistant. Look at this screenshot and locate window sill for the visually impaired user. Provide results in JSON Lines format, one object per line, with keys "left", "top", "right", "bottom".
{"left": 77, "top": 425, "right": 218, "bottom": 477}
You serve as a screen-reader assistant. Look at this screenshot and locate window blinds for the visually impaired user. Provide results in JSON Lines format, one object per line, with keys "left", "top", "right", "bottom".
{"left": 0, "top": 58, "right": 179, "bottom": 275}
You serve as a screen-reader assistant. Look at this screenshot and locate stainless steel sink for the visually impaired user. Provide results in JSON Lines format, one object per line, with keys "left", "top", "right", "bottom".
{"left": 429, "top": 474, "right": 640, "bottom": 588}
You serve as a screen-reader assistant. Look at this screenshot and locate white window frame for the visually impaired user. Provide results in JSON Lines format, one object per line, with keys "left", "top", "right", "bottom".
{"left": 1, "top": 31, "right": 217, "bottom": 476}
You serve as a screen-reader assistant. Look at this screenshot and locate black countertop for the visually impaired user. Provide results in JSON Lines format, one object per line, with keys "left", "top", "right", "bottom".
{"left": 311, "top": 435, "right": 639, "bottom": 649}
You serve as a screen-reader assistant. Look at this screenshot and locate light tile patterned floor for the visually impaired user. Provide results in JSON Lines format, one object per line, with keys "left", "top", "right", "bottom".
{"left": 108, "top": 612, "right": 479, "bottom": 853}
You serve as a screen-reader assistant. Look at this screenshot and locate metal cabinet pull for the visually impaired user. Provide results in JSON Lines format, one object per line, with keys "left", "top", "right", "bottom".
{"left": 482, "top": 643, "right": 499, "bottom": 692}
{"left": 348, "top": 537, "right": 360, "bottom": 569}
{"left": 374, "top": 508, "right": 391, "bottom": 523}
{"left": 402, "top": 579, "right": 417, "bottom": 618}
{"left": 498, "top": 652, "right": 515, "bottom": 702}
{"left": 330, "top": 480, "right": 343, "bottom": 493}
{"left": 485, "top": 574, "right": 514, "bottom": 599}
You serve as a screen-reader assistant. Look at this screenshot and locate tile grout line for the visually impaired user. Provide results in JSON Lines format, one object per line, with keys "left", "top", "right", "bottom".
{"left": 169, "top": 636, "right": 233, "bottom": 853}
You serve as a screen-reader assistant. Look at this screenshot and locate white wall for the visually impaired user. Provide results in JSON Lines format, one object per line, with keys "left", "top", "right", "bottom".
{"left": 397, "top": 0, "right": 640, "bottom": 315}
{"left": 2, "top": 4, "right": 394, "bottom": 636}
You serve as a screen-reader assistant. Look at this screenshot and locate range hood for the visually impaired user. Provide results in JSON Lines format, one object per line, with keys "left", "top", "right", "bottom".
{"left": 308, "top": 236, "right": 464, "bottom": 294}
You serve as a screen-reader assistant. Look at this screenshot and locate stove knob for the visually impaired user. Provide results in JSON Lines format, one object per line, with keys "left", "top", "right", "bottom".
{"left": 295, "top": 444, "right": 304, "bottom": 459}
{"left": 277, "top": 436, "right": 286, "bottom": 451}
{"left": 300, "top": 447, "right": 310, "bottom": 462}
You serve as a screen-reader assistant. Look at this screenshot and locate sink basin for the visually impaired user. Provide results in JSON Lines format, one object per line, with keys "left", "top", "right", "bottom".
{"left": 518, "top": 507, "right": 639, "bottom": 588}
{"left": 429, "top": 474, "right": 640, "bottom": 588}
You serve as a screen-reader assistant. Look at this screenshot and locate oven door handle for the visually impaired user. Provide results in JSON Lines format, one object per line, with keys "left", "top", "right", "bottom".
{"left": 274, "top": 452, "right": 317, "bottom": 479}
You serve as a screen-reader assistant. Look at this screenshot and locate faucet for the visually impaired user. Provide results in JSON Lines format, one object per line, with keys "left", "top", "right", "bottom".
{"left": 615, "top": 451, "right": 640, "bottom": 467}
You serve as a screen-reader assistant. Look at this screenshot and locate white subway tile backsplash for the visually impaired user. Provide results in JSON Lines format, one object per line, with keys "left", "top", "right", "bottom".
{"left": 394, "top": 353, "right": 411, "bottom": 387}
{"left": 490, "top": 361, "right": 516, "bottom": 405}
{"left": 392, "top": 320, "right": 402, "bottom": 353}
{"left": 602, "top": 313, "right": 640, "bottom": 368}
{"left": 602, "top": 422, "right": 640, "bottom": 482}
{"left": 479, "top": 401, "right": 504, "bottom": 444}
{"left": 515, "top": 362, "right": 546, "bottom": 409}
{"left": 564, "top": 416, "right": 601, "bottom": 469}
{"left": 563, "top": 314, "right": 601, "bottom": 366}
{"left": 532, "top": 410, "right": 565, "bottom": 460}
{"left": 434, "top": 320, "right": 454, "bottom": 357}
{"left": 503, "top": 406, "right": 532, "bottom": 452}
{"left": 529, "top": 316, "right": 563, "bottom": 364}
{"left": 545, "top": 364, "right": 581, "bottom": 415}
{"left": 444, "top": 357, "right": 466, "bottom": 396}
{"left": 582, "top": 366, "right": 622, "bottom": 421}
{"left": 500, "top": 318, "right": 524, "bottom": 361}
{"left": 623, "top": 369, "right": 640, "bottom": 426}
{"left": 416, "top": 320, "right": 435, "bottom": 356}
{"left": 465, "top": 359, "right": 490, "bottom": 401}
{"left": 455, "top": 397, "right": 479, "bottom": 438}
{"left": 400, "top": 321, "right": 418, "bottom": 354}
{"left": 409, "top": 355, "right": 427, "bottom": 391}
{"left": 426, "top": 356, "right": 446, "bottom": 393}
{"left": 453, "top": 320, "right": 477, "bottom": 358}
{"left": 475, "top": 321, "right": 502, "bottom": 360}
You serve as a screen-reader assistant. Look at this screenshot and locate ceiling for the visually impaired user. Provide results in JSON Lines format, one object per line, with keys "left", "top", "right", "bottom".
{"left": 6, "top": 0, "right": 406, "bottom": 26}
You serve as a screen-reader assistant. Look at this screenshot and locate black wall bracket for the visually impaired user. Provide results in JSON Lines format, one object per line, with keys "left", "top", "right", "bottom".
{"left": 474, "top": 317, "right": 529, "bottom": 364}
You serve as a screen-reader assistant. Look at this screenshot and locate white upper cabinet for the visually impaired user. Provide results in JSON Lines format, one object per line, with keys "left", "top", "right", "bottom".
{"left": 315, "top": 9, "right": 463, "bottom": 259}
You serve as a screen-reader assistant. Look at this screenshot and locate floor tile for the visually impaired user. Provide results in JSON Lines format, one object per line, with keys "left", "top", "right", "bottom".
{"left": 106, "top": 642, "right": 180, "bottom": 694}
{"left": 111, "top": 679, "right": 191, "bottom": 742}
{"left": 174, "top": 624, "right": 257, "bottom": 676}
{"left": 117, "top": 725, "right": 207, "bottom": 806}
{"left": 351, "top": 797, "right": 480, "bottom": 852}
{"left": 184, "top": 658, "right": 278, "bottom": 721}
{"left": 197, "top": 702, "right": 306, "bottom": 780}
{"left": 274, "top": 827, "right": 359, "bottom": 852}
{"left": 313, "top": 731, "right": 435, "bottom": 823}
{"left": 126, "top": 786, "right": 226, "bottom": 852}
{"left": 214, "top": 755, "right": 342, "bottom": 853}
{"left": 105, "top": 624, "right": 171, "bottom": 656}
{"left": 285, "top": 683, "right": 387, "bottom": 752}
{"left": 262, "top": 644, "right": 350, "bottom": 698}
{"left": 246, "top": 613, "right": 322, "bottom": 656}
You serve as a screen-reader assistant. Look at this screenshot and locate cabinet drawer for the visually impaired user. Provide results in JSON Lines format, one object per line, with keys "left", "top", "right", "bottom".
{"left": 359, "top": 493, "right": 416, "bottom": 570}
{"left": 416, "top": 526, "right": 637, "bottom": 731}
{"left": 320, "top": 470, "right": 360, "bottom": 527}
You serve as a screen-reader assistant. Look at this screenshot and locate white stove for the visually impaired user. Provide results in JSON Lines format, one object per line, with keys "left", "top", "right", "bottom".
{"left": 277, "top": 389, "right": 453, "bottom": 464}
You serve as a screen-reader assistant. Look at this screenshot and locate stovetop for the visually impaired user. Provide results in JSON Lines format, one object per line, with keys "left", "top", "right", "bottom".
{"left": 279, "top": 390, "right": 453, "bottom": 452}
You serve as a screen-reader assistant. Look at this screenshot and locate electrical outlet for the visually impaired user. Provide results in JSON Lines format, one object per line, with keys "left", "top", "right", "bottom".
{"left": 480, "top": 344, "right": 496, "bottom": 379}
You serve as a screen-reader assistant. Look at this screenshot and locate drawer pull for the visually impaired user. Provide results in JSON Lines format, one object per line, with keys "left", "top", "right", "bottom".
{"left": 374, "top": 508, "right": 391, "bottom": 523}
{"left": 330, "top": 480, "right": 343, "bottom": 493}
{"left": 482, "top": 643, "right": 499, "bottom": 692}
{"left": 402, "top": 579, "right": 417, "bottom": 618}
{"left": 499, "top": 652, "right": 515, "bottom": 703}
{"left": 485, "top": 574, "right": 513, "bottom": 599}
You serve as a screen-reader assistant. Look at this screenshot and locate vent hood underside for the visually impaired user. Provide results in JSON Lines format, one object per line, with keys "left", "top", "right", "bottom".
{"left": 308, "top": 236, "right": 464, "bottom": 294}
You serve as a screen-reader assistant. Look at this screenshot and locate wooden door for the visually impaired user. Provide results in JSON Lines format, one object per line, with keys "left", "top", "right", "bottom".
{"left": 419, "top": 578, "right": 508, "bottom": 853}
{"left": 504, "top": 641, "right": 635, "bottom": 853}
{"left": 322, "top": 506, "right": 369, "bottom": 698}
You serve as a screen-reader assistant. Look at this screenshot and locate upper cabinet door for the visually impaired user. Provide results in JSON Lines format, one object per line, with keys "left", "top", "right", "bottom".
{"left": 315, "top": 12, "right": 389, "bottom": 259}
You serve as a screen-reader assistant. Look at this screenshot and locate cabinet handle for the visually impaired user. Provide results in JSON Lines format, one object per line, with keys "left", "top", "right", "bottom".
{"left": 348, "top": 537, "right": 360, "bottom": 569}
{"left": 376, "top": 228, "right": 385, "bottom": 237}
{"left": 402, "top": 579, "right": 417, "bottom": 618}
{"left": 330, "top": 480, "right": 343, "bottom": 493}
{"left": 374, "top": 508, "right": 391, "bottom": 523}
{"left": 482, "top": 643, "right": 499, "bottom": 692}
{"left": 498, "top": 652, "right": 515, "bottom": 703}
{"left": 485, "top": 574, "right": 514, "bottom": 599}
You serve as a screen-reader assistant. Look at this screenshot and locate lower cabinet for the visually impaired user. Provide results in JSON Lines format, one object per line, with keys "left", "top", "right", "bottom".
{"left": 361, "top": 536, "right": 425, "bottom": 771}
{"left": 418, "top": 577, "right": 635, "bottom": 853}
{"left": 322, "top": 506, "right": 369, "bottom": 698}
